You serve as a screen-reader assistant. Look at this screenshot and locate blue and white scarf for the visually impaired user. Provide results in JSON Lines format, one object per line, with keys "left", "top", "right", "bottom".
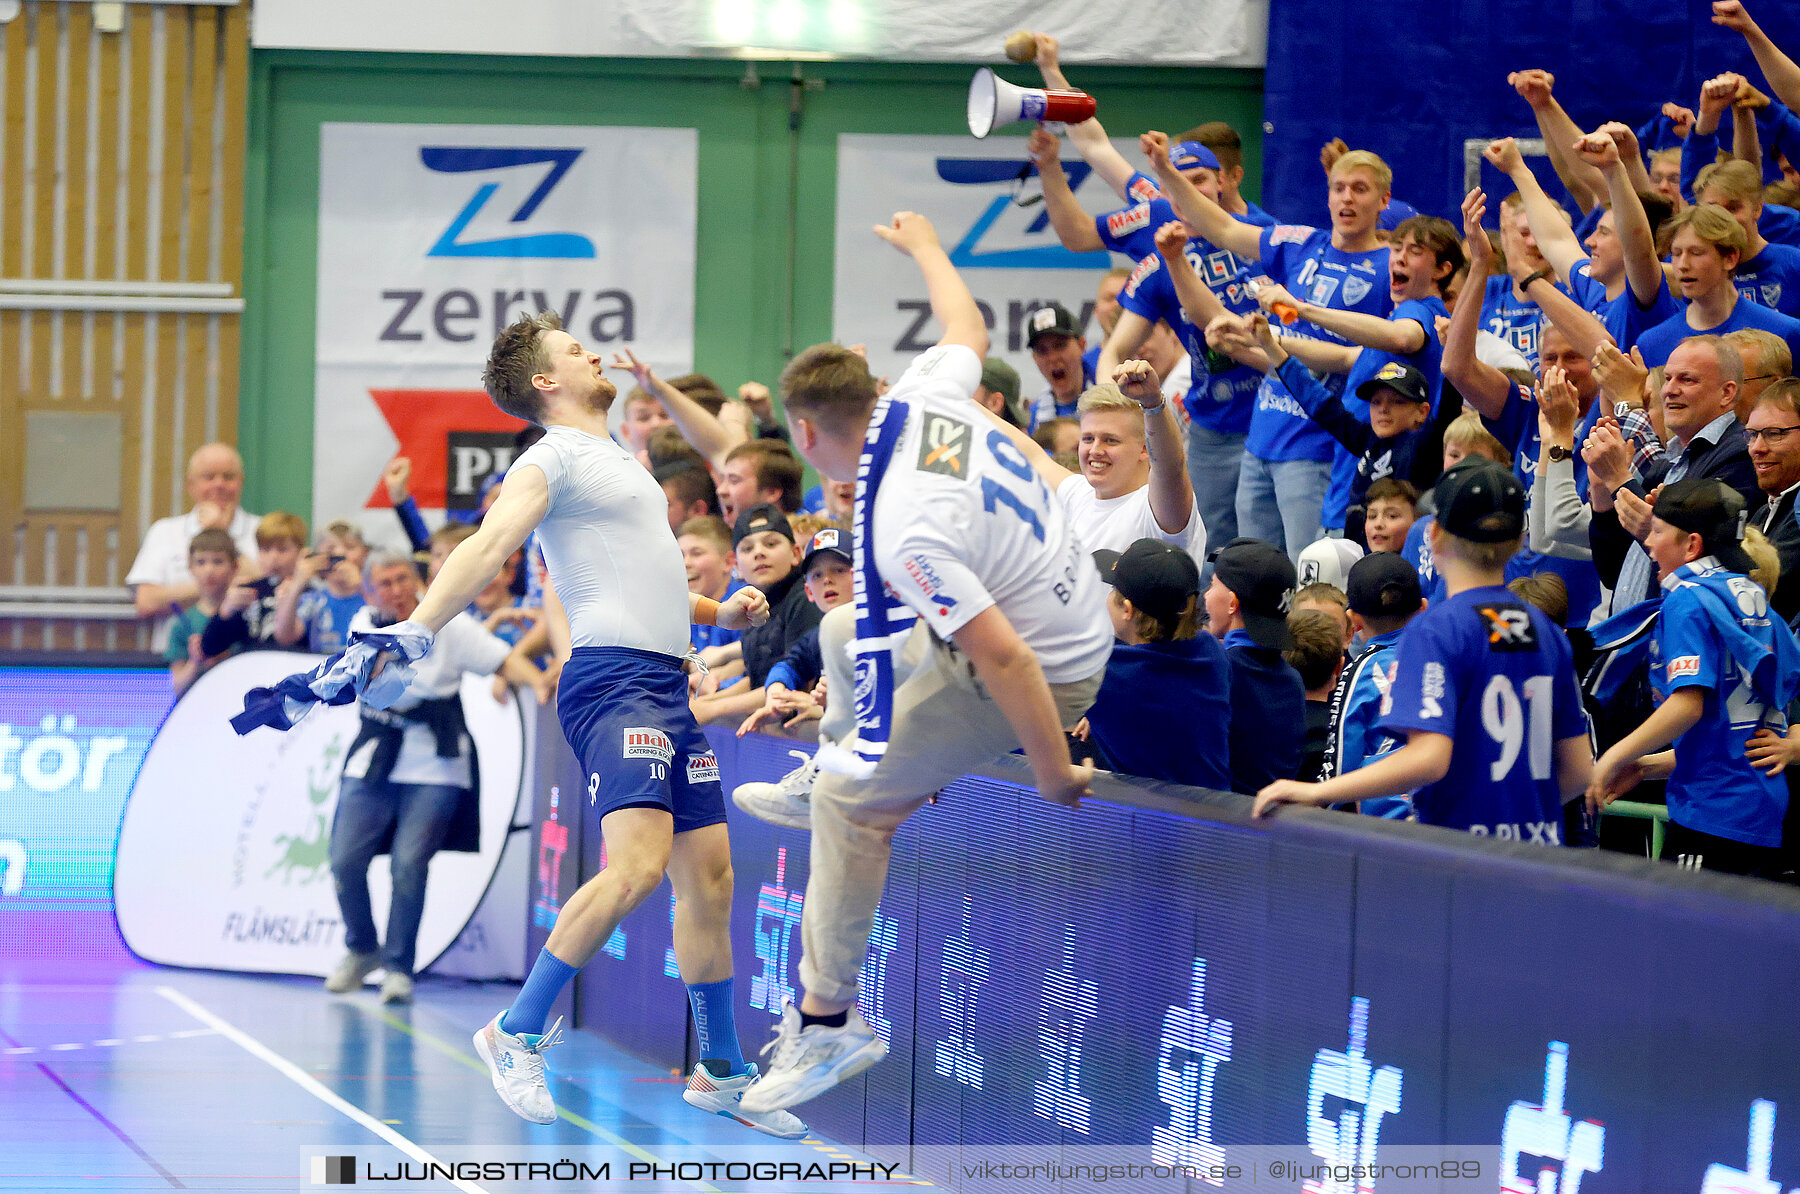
{"left": 229, "top": 621, "right": 436, "bottom": 736}
{"left": 815, "top": 394, "right": 917, "bottom": 780}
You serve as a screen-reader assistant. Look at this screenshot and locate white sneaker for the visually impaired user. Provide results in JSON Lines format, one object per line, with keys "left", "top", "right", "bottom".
{"left": 324, "top": 952, "right": 380, "bottom": 994}
{"left": 737, "top": 999, "right": 887, "bottom": 1112}
{"left": 683, "top": 1061, "right": 810, "bottom": 1138}
{"left": 380, "top": 972, "right": 413, "bottom": 1004}
{"left": 473, "top": 1012, "right": 564, "bottom": 1124}
{"left": 732, "top": 751, "right": 818, "bottom": 829}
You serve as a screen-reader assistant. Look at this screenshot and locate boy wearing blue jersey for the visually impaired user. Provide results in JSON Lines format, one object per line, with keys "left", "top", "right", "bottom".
{"left": 1590, "top": 478, "right": 1800, "bottom": 876}
{"left": 1633, "top": 204, "right": 1800, "bottom": 369}
{"left": 1256, "top": 459, "right": 1594, "bottom": 840}
{"left": 1321, "top": 552, "right": 1426, "bottom": 818}
{"left": 1148, "top": 131, "right": 1394, "bottom": 560}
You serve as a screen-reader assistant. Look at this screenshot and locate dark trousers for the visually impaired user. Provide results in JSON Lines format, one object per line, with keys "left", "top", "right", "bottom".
{"left": 329, "top": 777, "right": 460, "bottom": 977}
{"left": 1663, "top": 820, "right": 1782, "bottom": 880}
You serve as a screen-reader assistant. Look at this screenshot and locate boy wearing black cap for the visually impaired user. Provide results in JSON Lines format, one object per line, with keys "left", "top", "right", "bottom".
{"left": 1084, "top": 539, "right": 1233, "bottom": 790}
{"left": 1251, "top": 320, "right": 1448, "bottom": 547}
{"left": 1256, "top": 459, "right": 1594, "bottom": 840}
{"left": 734, "top": 530, "right": 857, "bottom": 771}
{"left": 1322, "top": 553, "right": 1427, "bottom": 817}
{"left": 1206, "top": 537, "right": 1307, "bottom": 794}
{"left": 1590, "top": 478, "right": 1800, "bottom": 875}
{"left": 691, "top": 504, "right": 823, "bottom": 728}
{"left": 1024, "top": 303, "right": 1094, "bottom": 431}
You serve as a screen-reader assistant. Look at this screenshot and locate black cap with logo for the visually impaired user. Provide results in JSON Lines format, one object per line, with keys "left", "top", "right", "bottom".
{"left": 731, "top": 502, "right": 795, "bottom": 548}
{"left": 1093, "top": 539, "right": 1201, "bottom": 631}
{"left": 1209, "top": 537, "right": 1297, "bottom": 650}
{"left": 1354, "top": 359, "right": 1430, "bottom": 406}
{"left": 1025, "top": 302, "right": 1083, "bottom": 348}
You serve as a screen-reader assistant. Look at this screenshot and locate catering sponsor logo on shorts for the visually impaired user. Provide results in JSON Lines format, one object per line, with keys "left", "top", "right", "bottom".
{"left": 1106, "top": 204, "right": 1150, "bottom": 240}
{"left": 1668, "top": 655, "right": 1701, "bottom": 680}
{"left": 622, "top": 727, "right": 675, "bottom": 764}
{"left": 687, "top": 752, "right": 720, "bottom": 785}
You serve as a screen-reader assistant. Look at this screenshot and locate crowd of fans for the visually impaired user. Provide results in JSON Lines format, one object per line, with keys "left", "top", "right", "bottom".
{"left": 124, "top": 1, "right": 1800, "bottom": 886}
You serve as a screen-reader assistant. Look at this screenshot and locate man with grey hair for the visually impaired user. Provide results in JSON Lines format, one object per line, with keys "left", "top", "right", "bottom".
{"left": 1586, "top": 335, "right": 1759, "bottom": 610}
{"left": 126, "top": 442, "right": 260, "bottom": 639}
{"left": 323, "top": 549, "right": 548, "bottom": 1005}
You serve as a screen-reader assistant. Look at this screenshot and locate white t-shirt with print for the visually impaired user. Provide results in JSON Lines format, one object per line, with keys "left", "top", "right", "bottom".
{"left": 870, "top": 345, "right": 1111, "bottom": 685}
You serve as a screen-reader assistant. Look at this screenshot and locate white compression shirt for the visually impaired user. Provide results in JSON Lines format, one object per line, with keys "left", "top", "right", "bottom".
{"left": 506, "top": 425, "right": 691, "bottom": 656}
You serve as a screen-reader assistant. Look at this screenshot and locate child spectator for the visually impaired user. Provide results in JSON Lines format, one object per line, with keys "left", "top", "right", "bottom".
{"left": 1253, "top": 324, "right": 1448, "bottom": 548}
{"left": 273, "top": 521, "right": 370, "bottom": 654}
{"left": 168, "top": 529, "right": 240, "bottom": 696}
{"left": 1293, "top": 580, "right": 1353, "bottom": 652}
{"left": 735, "top": 527, "right": 856, "bottom": 743}
{"left": 679, "top": 515, "right": 748, "bottom": 660}
{"left": 1363, "top": 478, "right": 1419, "bottom": 553}
{"left": 691, "top": 504, "right": 821, "bottom": 728}
{"left": 201, "top": 511, "right": 306, "bottom": 657}
{"left": 1257, "top": 459, "right": 1593, "bottom": 840}
{"left": 1323, "top": 552, "right": 1427, "bottom": 819}
{"left": 1403, "top": 413, "right": 1513, "bottom": 604}
{"left": 1592, "top": 478, "right": 1800, "bottom": 876}
{"left": 1206, "top": 537, "right": 1305, "bottom": 794}
{"left": 1032, "top": 417, "right": 1080, "bottom": 458}
{"left": 1287, "top": 608, "right": 1348, "bottom": 782}
{"left": 1508, "top": 573, "right": 1571, "bottom": 627}
{"left": 1079, "top": 539, "right": 1232, "bottom": 790}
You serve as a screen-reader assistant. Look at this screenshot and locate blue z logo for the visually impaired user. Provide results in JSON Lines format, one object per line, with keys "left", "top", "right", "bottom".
{"left": 421, "top": 147, "right": 596, "bottom": 259}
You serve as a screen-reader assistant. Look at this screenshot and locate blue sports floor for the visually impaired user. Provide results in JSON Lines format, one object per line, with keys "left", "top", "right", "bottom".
{"left": 0, "top": 916, "right": 923, "bottom": 1192}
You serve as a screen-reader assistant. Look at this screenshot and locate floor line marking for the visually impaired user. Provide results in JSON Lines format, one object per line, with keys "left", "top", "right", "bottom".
{"left": 372, "top": 1008, "right": 725, "bottom": 1194}
{"left": 0, "top": 1023, "right": 186, "bottom": 1189}
{"left": 156, "top": 986, "right": 490, "bottom": 1194}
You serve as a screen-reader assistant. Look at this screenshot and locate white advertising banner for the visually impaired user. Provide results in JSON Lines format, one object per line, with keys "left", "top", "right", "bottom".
{"left": 833, "top": 133, "right": 1145, "bottom": 390}
{"left": 255, "top": 1, "right": 1266, "bottom": 68}
{"left": 113, "top": 651, "right": 526, "bottom": 979}
{"left": 313, "top": 123, "right": 697, "bottom": 540}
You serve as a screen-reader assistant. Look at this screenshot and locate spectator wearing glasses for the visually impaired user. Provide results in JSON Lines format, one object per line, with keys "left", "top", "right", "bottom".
{"left": 1747, "top": 377, "right": 1800, "bottom": 619}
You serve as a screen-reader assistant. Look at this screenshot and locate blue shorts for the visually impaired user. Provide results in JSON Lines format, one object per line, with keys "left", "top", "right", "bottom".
{"left": 557, "top": 646, "right": 726, "bottom": 836}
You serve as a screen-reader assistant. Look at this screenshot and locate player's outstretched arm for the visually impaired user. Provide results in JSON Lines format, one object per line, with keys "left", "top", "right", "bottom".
{"left": 1254, "top": 731, "right": 1453, "bottom": 817}
{"left": 874, "top": 212, "right": 989, "bottom": 358}
{"left": 968, "top": 399, "right": 1075, "bottom": 490}
{"left": 409, "top": 467, "right": 549, "bottom": 634}
{"left": 950, "top": 606, "right": 1094, "bottom": 807}
{"left": 613, "top": 348, "right": 746, "bottom": 472}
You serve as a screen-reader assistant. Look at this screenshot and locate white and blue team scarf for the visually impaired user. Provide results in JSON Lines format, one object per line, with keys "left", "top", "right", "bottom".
{"left": 814, "top": 393, "right": 916, "bottom": 780}
{"left": 229, "top": 621, "right": 436, "bottom": 735}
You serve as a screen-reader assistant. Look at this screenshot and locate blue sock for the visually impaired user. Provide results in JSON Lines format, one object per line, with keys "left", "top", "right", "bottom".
{"left": 686, "top": 978, "right": 745, "bottom": 1074}
{"left": 502, "top": 947, "right": 579, "bottom": 1037}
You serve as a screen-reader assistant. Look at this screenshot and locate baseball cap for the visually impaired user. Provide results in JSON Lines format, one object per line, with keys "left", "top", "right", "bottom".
{"left": 1208, "top": 537, "right": 1297, "bottom": 650}
{"left": 1296, "top": 538, "right": 1364, "bottom": 591}
{"left": 1422, "top": 458, "right": 1525, "bottom": 544}
{"left": 1346, "top": 552, "right": 1424, "bottom": 618}
{"left": 1655, "top": 477, "right": 1756, "bottom": 575}
{"left": 1354, "top": 359, "right": 1430, "bottom": 406}
{"left": 732, "top": 502, "right": 794, "bottom": 548}
{"left": 1093, "top": 539, "right": 1201, "bottom": 629}
{"left": 1026, "top": 303, "right": 1082, "bottom": 349}
{"left": 1377, "top": 197, "right": 1422, "bottom": 231}
{"left": 1168, "top": 141, "right": 1223, "bottom": 173}
{"left": 801, "top": 525, "right": 855, "bottom": 572}
{"left": 980, "top": 356, "right": 1030, "bottom": 427}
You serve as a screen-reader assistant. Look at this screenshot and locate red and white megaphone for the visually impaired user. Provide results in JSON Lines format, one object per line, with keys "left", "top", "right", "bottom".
{"left": 966, "top": 67, "right": 1096, "bottom": 138}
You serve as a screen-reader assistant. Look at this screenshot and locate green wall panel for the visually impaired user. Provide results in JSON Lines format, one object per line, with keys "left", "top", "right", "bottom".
{"left": 240, "top": 50, "right": 1262, "bottom": 516}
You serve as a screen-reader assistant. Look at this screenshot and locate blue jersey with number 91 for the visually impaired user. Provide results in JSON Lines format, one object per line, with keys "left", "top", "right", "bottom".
{"left": 1378, "top": 584, "right": 1587, "bottom": 841}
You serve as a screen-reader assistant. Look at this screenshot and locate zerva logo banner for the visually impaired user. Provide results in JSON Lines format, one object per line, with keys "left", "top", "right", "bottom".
{"left": 312, "top": 123, "right": 697, "bottom": 537}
